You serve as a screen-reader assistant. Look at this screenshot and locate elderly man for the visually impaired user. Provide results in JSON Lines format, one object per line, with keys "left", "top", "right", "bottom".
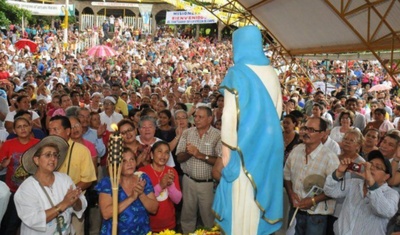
{"left": 48, "top": 115, "right": 97, "bottom": 235}
{"left": 176, "top": 106, "right": 222, "bottom": 233}
{"left": 284, "top": 117, "right": 339, "bottom": 235}
{"left": 99, "top": 96, "right": 123, "bottom": 132}
{"left": 324, "top": 150, "right": 399, "bottom": 235}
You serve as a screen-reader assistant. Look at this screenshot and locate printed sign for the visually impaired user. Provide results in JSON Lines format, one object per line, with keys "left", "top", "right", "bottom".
{"left": 166, "top": 11, "right": 217, "bottom": 25}
{"left": 91, "top": 2, "right": 139, "bottom": 8}
{"left": 7, "top": 0, "right": 74, "bottom": 16}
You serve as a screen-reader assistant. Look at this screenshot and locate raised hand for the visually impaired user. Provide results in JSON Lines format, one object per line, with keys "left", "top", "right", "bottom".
{"left": 134, "top": 178, "right": 146, "bottom": 196}
{"left": 186, "top": 143, "right": 200, "bottom": 158}
{"left": 160, "top": 173, "right": 170, "bottom": 189}
{"left": 62, "top": 185, "right": 82, "bottom": 208}
{"left": 337, "top": 158, "right": 353, "bottom": 174}
{"left": 137, "top": 146, "right": 151, "bottom": 166}
{"left": 166, "top": 169, "right": 174, "bottom": 186}
{"left": 351, "top": 162, "right": 375, "bottom": 187}
{"left": 175, "top": 126, "right": 183, "bottom": 137}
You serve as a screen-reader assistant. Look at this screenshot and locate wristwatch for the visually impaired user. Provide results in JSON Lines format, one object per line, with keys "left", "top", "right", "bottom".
{"left": 205, "top": 155, "right": 210, "bottom": 161}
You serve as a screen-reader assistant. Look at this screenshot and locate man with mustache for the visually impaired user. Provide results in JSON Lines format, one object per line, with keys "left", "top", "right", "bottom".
{"left": 284, "top": 117, "right": 339, "bottom": 235}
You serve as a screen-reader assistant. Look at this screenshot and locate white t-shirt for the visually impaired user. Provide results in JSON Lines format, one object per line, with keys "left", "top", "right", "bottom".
{"left": 99, "top": 111, "right": 123, "bottom": 132}
{"left": 5, "top": 110, "right": 40, "bottom": 122}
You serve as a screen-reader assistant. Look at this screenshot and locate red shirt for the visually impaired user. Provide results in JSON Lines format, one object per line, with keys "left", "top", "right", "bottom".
{"left": 100, "top": 130, "right": 111, "bottom": 167}
{"left": 139, "top": 165, "right": 181, "bottom": 232}
{"left": 0, "top": 71, "right": 9, "bottom": 80}
{"left": 0, "top": 138, "right": 40, "bottom": 192}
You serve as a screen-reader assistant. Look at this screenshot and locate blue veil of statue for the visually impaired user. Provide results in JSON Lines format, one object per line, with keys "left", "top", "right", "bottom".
{"left": 213, "top": 25, "right": 284, "bottom": 235}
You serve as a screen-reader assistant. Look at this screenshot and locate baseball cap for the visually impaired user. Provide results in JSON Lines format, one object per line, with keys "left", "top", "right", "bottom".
{"left": 368, "top": 150, "right": 392, "bottom": 177}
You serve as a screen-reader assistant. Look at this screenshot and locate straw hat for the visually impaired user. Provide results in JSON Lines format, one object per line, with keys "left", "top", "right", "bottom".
{"left": 303, "top": 174, "right": 325, "bottom": 194}
{"left": 22, "top": 136, "right": 69, "bottom": 175}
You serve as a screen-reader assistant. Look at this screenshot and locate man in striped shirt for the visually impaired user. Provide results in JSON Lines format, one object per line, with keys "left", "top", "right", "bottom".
{"left": 324, "top": 150, "right": 399, "bottom": 235}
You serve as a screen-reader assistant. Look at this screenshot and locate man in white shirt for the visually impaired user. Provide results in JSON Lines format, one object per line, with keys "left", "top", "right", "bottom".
{"left": 99, "top": 96, "right": 123, "bottom": 132}
{"left": 324, "top": 150, "right": 398, "bottom": 235}
{"left": 322, "top": 118, "right": 341, "bottom": 155}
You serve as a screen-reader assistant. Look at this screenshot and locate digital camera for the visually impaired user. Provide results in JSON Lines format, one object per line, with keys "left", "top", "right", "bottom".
{"left": 347, "top": 163, "right": 361, "bottom": 172}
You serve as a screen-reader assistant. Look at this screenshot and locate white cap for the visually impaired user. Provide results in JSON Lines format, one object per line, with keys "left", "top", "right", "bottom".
{"left": 91, "top": 92, "right": 103, "bottom": 99}
{"left": 104, "top": 96, "right": 116, "bottom": 104}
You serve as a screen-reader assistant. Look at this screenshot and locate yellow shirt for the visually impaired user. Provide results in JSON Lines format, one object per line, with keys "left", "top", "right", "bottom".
{"left": 58, "top": 139, "right": 97, "bottom": 185}
{"left": 115, "top": 97, "right": 128, "bottom": 117}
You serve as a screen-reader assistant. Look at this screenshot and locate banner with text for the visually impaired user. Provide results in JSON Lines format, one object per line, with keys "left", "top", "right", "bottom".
{"left": 7, "top": 0, "right": 74, "bottom": 16}
{"left": 166, "top": 11, "right": 217, "bottom": 25}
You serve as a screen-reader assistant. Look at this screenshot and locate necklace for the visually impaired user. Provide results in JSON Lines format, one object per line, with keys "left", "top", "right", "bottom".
{"left": 150, "top": 164, "right": 165, "bottom": 182}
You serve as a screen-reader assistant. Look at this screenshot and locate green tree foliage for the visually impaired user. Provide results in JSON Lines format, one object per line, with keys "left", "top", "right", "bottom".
{"left": 0, "top": 0, "right": 31, "bottom": 26}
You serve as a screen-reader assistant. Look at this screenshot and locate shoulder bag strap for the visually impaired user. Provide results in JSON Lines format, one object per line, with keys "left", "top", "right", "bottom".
{"left": 32, "top": 175, "right": 63, "bottom": 235}
{"left": 66, "top": 142, "right": 75, "bottom": 175}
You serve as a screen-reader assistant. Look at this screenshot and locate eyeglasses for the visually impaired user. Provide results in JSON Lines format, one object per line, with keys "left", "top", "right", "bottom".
{"left": 71, "top": 123, "right": 81, "bottom": 129}
{"left": 120, "top": 128, "right": 134, "bottom": 136}
{"left": 342, "top": 137, "right": 358, "bottom": 144}
{"left": 370, "top": 163, "right": 386, "bottom": 172}
{"left": 40, "top": 152, "right": 60, "bottom": 159}
{"left": 300, "top": 126, "right": 324, "bottom": 133}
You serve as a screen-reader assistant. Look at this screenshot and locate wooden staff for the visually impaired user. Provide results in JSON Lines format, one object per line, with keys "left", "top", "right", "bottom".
{"left": 108, "top": 124, "right": 123, "bottom": 235}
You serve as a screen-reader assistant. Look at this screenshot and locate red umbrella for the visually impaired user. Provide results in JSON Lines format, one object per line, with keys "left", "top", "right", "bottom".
{"left": 15, "top": 39, "right": 38, "bottom": 52}
{"left": 87, "top": 45, "right": 118, "bottom": 58}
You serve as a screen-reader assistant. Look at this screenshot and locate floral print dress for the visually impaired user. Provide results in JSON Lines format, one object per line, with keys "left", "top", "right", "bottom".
{"left": 95, "top": 173, "right": 154, "bottom": 235}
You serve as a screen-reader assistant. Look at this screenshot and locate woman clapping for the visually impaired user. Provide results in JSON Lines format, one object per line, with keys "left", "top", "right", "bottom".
{"left": 14, "top": 136, "right": 86, "bottom": 234}
{"left": 139, "top": 141, "right": 182, "bottom": 232}
{"left": 95, "top": 148, "right": 158, "bottom": 235}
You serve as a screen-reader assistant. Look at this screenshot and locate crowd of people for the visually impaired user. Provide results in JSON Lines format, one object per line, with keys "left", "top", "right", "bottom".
{"left": 0, "top": 19, "right": 399, "bottom": 235}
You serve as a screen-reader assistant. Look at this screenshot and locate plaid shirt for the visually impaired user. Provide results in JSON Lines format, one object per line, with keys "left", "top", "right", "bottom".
{"left": 176, "top": 126, "right": 222, "bottom": 180}
{"left": 284, "top": 143, "right": 339, "bottom": 215}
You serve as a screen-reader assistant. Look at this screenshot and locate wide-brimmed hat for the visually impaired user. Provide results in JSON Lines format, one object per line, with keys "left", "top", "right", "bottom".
{"left": 22, "top": 136, "right": 69, "bottom": 174}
